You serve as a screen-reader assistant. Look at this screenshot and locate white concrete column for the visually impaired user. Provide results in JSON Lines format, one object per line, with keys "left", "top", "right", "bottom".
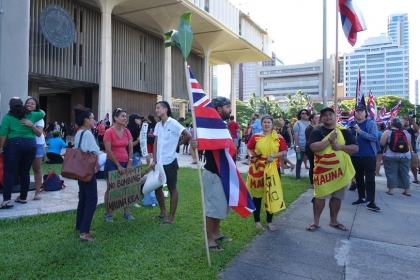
{"left": 230, "top": 63, "right": 237, "bottom": 118}
{"left": 203, "top": 52, "right": 210, "bottom": 98}
{"left": 0, "top": 0, "right": 30, "bottom": 120}
{"left": 163, "top": 47, "right": 172, "bottom": 104}
{"left": 98, "top": 9, "right": 113, "bottom": 120}
{"left": 179, "top": 103, "right": 186, "bottom": 119}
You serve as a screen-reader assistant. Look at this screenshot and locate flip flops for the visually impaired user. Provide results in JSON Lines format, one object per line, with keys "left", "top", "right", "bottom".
{"left": 15, "top": 196, "right": 27, "bottom": 204}
{"left": 306, "top": 224, "right": 320, "bottom": 232}
{"left": 215, "top": 236, "right": 233, "bottom": 242}
{"left": 0, "top": 201, "right": 13, "bottom": 210}
{"left": 329, "top": 223, "right": 347, "bottom": 231}
{"left": 209, "top": 244, "right": 224, "bottom": 252}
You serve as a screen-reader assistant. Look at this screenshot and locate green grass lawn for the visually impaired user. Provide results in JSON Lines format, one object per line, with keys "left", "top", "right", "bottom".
{"left": 3, "top": 167, "right": 308, "bottom": 279}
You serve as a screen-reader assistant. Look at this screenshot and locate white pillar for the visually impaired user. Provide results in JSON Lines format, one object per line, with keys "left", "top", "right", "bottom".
{"left": 163, "top": 47, "right": 172, "bottom": 104}
{"left": 179, "top": 103, "right": 186, "bottom": 119}
{"left": 98, "top": 9, "right": 113, "bottom": 120}
{"left": 0, "top": 0, "right": 30, "bottom": 120}
{"left": 203, "top": 52, "right": 210, "bottom": 98}
{"left": 230, "top": 63, "right": 237, "bottom": 118}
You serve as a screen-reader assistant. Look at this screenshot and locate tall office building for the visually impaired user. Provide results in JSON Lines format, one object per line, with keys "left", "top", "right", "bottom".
{"left": 344, "top": 13, "right": 409, "bottom": 99}
{"left": 388, "top": 13, "right": 409, "bottom": 49}
{"left": 236, "top": 52, "right": 283, "bottom": 102}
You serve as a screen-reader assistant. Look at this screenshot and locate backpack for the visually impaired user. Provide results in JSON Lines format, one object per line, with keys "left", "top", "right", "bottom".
{"left": 388, "top": 129, "right": 409, "bottom": 153}
{"left": 42, "top": 169, "right": 66, "bottom": 191}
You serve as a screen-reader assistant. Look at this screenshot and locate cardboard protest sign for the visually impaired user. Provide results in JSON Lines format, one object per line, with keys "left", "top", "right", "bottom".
{"left": 107, "top": 165, "right": 142, "bottom": 212}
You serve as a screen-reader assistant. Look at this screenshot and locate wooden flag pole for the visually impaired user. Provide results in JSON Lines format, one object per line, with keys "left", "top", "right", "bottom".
{"left": 184, "top": 61, "right": 212, "bottom": 267}
{"left": 334, "top": 0, "right": 339, "bottom": 132}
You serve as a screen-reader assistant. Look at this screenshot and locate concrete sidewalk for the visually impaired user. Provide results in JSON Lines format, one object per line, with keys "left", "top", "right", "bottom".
{"left": 220, "top": 162, "right": 420, "bottom": 280}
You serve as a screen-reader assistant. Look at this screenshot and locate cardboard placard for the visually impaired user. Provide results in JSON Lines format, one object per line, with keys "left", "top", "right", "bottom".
{"left": 107, "top": 165, "right": 142, "bottom": 212}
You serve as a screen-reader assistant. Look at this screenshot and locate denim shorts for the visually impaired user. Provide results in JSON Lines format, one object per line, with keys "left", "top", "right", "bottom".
{"left": 104, "top": 159, "right": 127, "bottom": 179}
{"left": 35, "top": 144, "right": 45, "bottom": 158}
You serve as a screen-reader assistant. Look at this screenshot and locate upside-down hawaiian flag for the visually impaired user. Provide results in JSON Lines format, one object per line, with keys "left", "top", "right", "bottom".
{"left": 355, "top": 68, "right": 366, "bottom": 107}
{"left": 390, "top": 99, "right": 402, "bottom": 118}
{"left": 367, "top": 90, "right": 377, "bottom": 120}
{"left": 339, "top": 0, "right": 367, "bottom": 46}
{"left": 188, "top": 68, "right": 255, "bottom": 218}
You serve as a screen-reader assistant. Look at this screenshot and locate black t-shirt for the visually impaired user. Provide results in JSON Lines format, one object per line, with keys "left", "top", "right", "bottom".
{"left": 406, "top": 128, "right": 417, "bottom": 153}
{"left": 204, "top": 150, "right": 219, "bottom": 175}
{"left": 147, "top": 123, "right": 156, "bottom": 145}
{"left": 309, "top": 126, "right": 357, "bottom": 147}
{"left": 280, "top": 126, "right": 291, "bottom": 144}
{"left": 128, "top": 126, "right": 140, "bottom": 154}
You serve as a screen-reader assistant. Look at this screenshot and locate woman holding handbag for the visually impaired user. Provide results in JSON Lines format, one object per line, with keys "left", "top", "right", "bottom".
{"left": 73, "top": 105, "right": 100, "bottom": 242}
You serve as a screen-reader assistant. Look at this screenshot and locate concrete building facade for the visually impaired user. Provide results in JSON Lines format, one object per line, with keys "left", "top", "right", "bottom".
{"left": 0, "top": 0, "right": 272, "bottom": 123}
{"left": 255, "top": 58, "right": 335, "bottom": 103}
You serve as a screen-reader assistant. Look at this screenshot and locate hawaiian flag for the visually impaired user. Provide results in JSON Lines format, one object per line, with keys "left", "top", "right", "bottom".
{"left": 339, "top": 0, "right": 367, "bottom": 46}
{"left": 390, "top": 99, "right": 402, "bottom": 118}
{"left": 188, "top": 68, "right": 255, "bottom": 218}
{"left": 379, "top": 104, "right": 386, "bottom": 117}
{"left": 355, "top": 68, "right": 366, "bottom": 107}
{"left": 367, "top": 90, "right": 377, "bottom": 120}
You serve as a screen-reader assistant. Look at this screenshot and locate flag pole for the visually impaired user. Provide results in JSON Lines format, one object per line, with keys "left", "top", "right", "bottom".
{"left": 334, "top": 0, "right": 339, "bottom": 131}
{"left": 184, "top": 61, "right": 212, "bottom": 267}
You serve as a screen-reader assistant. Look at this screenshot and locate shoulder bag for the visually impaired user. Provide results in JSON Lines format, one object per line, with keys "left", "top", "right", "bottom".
{"left": 61, "top": 130, "right": 98, "bottom": 182}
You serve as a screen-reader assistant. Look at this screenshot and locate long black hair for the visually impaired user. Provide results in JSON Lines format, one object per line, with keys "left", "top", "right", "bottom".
{"left": 74, "top": 104, "right": 92, "bottom": 127}
{"left": 156, "top": 101, "right": 172, "bottom": 118}
{"left": 8, "top": 98, "right": 30, "bottom": 120}
{"left": 148, "top": 115, "right": 157, "bottom": 125}
{"left": 25, "top": 97, "right": 41, "bottom": 111}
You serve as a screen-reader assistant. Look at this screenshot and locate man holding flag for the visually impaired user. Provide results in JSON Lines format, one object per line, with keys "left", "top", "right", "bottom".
{"left": 191, "top": 97, "right": 235, "bottom": 252}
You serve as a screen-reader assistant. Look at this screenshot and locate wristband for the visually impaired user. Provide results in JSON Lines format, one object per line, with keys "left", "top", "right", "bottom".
{"left": 328, "top": 138, "right": 333, "bottom": 144}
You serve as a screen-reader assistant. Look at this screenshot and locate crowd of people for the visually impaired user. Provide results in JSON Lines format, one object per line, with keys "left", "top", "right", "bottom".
{"left": 0, "top": 96, "right": 418, "bottom": 248}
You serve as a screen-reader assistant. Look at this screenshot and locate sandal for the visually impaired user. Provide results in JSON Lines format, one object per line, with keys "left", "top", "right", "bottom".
{"left": 329, "top": 223, "right": 347, "bottom": 231}
{"left": 0, "top": 201, "right": 14, "bottom": 210}
{"left": 267, "top": 223, "right": 276, "bottom": 231}
{"left": 402, "top": 192, "right": 412, "bottom": 196}
{"left": 255, "top": 222, "right": 265, "bottom": 231}
{"left": 215, "top": 236, "right": 233, "bottom": 242}
{"left": 209, "top": 244, "right": 224, "bottom": 252}
{"left": 290, "top": 165, "right": 295, "bottom": 172}
{"left": 15, "top": 196, "right": 27, "bottom": 204}
{"left": 80, "top": 233, "right": 95, "bottom": 242}
{"left": 33, "top": 195, "right": 42, "bottom": 200}
{"left": 306, "top": 224, "right": 320, "bottom": 232}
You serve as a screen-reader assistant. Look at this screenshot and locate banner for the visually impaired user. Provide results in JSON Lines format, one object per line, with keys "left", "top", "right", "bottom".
{"left": 107, "top": 165, "right": 142, "bottom": 211}
{"left": 140, "top": 123, "right": 148, "bottom": 157}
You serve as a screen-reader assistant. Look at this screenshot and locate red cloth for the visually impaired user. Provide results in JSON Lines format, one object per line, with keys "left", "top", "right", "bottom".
{"left": 227, "top": 121, "right": 240, "bottom": 139}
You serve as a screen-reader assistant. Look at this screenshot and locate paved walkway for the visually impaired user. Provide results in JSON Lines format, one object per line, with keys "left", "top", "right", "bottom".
{"left": 1, "top": 147, "right": 419, "bottom": 279}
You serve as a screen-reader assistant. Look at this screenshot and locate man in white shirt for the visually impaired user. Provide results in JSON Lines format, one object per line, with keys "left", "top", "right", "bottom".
{"left": 152, "top": 101, "right": 191, "bottom": 225}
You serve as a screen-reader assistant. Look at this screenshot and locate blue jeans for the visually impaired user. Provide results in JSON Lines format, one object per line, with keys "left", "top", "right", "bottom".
{"left": 76, "top": 175, "right": 98, "bottom": 233}
{"left": 132, "top": 152, "right": 141, "bottom": 167}
{"left": 2, "top": 138, "right": 36, "bottom": 201}
{"left": 104, "top": 160, "right": 127, "bottom": 179}
{"left": 295, "top": 150, "right": 306, "bottom": 180}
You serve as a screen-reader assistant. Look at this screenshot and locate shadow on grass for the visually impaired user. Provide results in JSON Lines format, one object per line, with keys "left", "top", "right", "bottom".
{"left": 1, "top": 168, "right": 309, "bottom": 279}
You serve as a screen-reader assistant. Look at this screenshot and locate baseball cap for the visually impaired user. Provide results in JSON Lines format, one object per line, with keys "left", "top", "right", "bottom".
{"left": 129, "top": 113, "right": 144, "bottom": 121}
{"left": 320, "top": 107, "right": 335, "bottom": 116}
{"left": 211, "top": 96, "right": 231, "bottom": 108}
{"left": 355, "top": 105, "right": 367, "bottom": 111}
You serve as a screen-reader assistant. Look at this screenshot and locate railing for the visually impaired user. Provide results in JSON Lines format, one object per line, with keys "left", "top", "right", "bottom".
{"left": 188, "top": 0, "right": 272, "bottom": 57}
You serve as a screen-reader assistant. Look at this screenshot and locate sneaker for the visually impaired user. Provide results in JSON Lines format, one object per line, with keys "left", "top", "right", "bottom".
{"left": 367, "top": 202, "right": 380, "bottom": 211}
{"left": 123, "top": 213, "right": 135, "bottom": 220}
{"left": 132, "top": 203, "right": 141, "bottom": 208}
{"left": 104, "top": 213, "right": 113, "bottom": 222}
{"left": 352, "top": 198, "right": 366, "bottom": 205}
